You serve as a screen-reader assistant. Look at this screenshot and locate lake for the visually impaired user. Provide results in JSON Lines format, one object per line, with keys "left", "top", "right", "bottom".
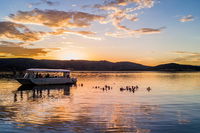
{"left": 0, "top": 72, "right": 200, "bottom": 133}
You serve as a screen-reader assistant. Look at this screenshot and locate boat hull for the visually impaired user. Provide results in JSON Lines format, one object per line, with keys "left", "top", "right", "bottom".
{"left": 16, "top": 77, "right": 77, "bottom": 85}
{"left": 16, "top": 78, "right": 33, "bottom": 85}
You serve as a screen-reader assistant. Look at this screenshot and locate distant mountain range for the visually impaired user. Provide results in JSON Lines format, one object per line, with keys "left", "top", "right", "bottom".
{"left": 0, "top": 58, "right": 200, "bottom": 72}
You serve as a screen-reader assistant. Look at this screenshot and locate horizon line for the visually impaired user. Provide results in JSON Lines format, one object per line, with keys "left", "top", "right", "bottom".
{"left": 1, "top": 57, "right": 200, "bottom": 67}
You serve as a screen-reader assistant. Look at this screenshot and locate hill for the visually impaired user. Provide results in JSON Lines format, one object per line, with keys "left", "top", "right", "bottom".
{"left": 148, "top": 63, "right": 200, "bottom": 71}
{"left": 0, "top": 58, "right": 148, "bottom": 71}
{"left": 0, "top": 58, "right": 199, "bottom": 72}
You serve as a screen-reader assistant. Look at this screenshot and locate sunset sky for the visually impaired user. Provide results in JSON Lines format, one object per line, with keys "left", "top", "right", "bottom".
{"left": 0, "top": 0, "right": 199, "bottom": 66}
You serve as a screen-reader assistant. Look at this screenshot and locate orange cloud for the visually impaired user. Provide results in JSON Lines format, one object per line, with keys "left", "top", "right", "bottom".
{"left": 50, "top": 29, "right": 101, "bottom": 40}
{"left": 0, "top": 41, "right": 48, "bottom": 57}
{"left": 0, "top": 21, "right": 46, "bottom": 42}
{"left": 0, "top": 46, "right": 47, "bottom": 57}
{"left": 106, "top": 27, "right": 164, "bottom": 38}
{"left": 9, "top": 9, "right": 105, "bottom": 28}
{"left": 50, "top": 29, "right": 95, "bottom": 35}
{"left": 1, "top": 9, "right": 102, "bottom": 43}
{"left": 0, "top": 41, "right": 60, "bottom": 58}
{"left": 0, "top": 41, "right": 33, "bottom": 46}
{"left": 170, "top": 51, "right": 200, "bottom": 65}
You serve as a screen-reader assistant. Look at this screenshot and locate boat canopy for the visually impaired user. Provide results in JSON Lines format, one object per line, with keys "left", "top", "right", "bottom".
{"left": 26, "top": 68, "right": 71, "bottom": 72}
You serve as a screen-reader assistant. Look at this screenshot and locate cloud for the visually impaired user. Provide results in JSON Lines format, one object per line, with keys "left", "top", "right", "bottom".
{"left": 8, "top": 1, "right": 162, "bottom": 40}
{"left": 93, "top": 0, "right": 154, "bottom": 30}
{"left": 50, "top": 29, "right": 101, "bottom": 40}
{"left": 173, "top": 51, "right": 198, "bottom": 55}
{"left": 108, "top": 0, "right": 154, "bottom": 8}
{"left": 0, "top": 41, "right": 33, "bottom": 46}
{"left": 0, "top": 55, "right": 7, "bottom": 57}
{"left": 105, "top": 31, "right": 132, "bottom": 38}
{"left": 28, "top": 0, "right": 59, "bottom": 8}
{"left": 179, "top": 15, "right": 194, "bottom": 22}
{"left": 0, "top": 9, "right": 100, "bottom": 41}
{"left": 0, "top": 21, "right": 46, "bottom": 41}
{"left": 50, "top": 29, "right": 95, "bottom": 35}
{"left": 134, "top": 27, "right": 164, "bottom": 34}
{"left": 0, "top": 19, "right": 100, "bottom": 46}
{"left": 91, "top": 0, "right": 163, "bottom": 38}
{"left": 9, "top": 9, "right": 105, "bottom": 28}
{"left": 41, "top": 0, "right": 59, "bottom": 6}
{"left": 106, "top": 27, "right": 164, "bottom": 38}
{"left": 0, "top": 41, "right": 49, "bottom": 57}
{"left": 0, "top": 46, "right": 47, "bottom": 57}
{"left": 8, "top": 7, "right": 104, "bottom": 40}
{"left": 60, "top": 30, "right": 101, "bottom": 40}
{"left": 2, "top": 0, "right": 162, "bottom": 44}
{"left": 170, "top": 51, "right": 200, "bottom": 64}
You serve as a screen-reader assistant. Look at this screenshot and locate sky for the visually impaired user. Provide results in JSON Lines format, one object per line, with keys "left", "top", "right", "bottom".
{"left": 0, "top": 0, "right": 199, "bottom": 66}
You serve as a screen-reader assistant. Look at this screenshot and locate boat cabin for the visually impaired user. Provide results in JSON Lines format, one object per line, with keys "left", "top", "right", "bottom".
{"left": 16, "top": 68, "right": 77, "bottom": 85}
{"left": 24, "top": 68, "right": 71, "bottom": 79}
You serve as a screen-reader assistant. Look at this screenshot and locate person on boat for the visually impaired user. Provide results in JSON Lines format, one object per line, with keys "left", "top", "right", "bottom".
{"left": 38, "top": 74, "right": 42, "bottom": 78}
{"left": 36, "top": 73, "right": 39, "bottom": 78}
{"left": 45, "top": 73, "right": 50, "bottom": 78}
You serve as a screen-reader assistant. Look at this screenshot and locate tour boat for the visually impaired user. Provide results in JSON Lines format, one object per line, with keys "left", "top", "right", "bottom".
{"left": 16, "top": 68, "right": 77, "bottom": 85}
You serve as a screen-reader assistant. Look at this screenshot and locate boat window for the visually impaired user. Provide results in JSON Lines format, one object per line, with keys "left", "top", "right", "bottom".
{"left": 34, "top": 72, "right": 67, "bottom": 78}
{"left": 24, "top": 73, "right": 34, "bottom": 78}
{"left": 23, "top": 73, "right": 29, "bottom": 78}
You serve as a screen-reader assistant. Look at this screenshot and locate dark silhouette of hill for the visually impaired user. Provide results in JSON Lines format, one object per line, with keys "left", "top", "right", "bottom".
{"left": 148, "top": 63, "right": 200, "bottom": 71}
{"left": 0, "top": 58, "right": 199, "bottom": 72}
{"left": 0, "top": 58, "right": 148, "bottom": 71}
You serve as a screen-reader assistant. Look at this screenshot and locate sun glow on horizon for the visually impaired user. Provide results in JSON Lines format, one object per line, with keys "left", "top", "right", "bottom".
{"left": 57, "top": 50, "right": 88, "bottom": 60}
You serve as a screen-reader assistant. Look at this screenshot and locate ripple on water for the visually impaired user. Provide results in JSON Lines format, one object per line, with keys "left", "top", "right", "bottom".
{"left": 0, "top": 72, "right": 200, "bottom": 133}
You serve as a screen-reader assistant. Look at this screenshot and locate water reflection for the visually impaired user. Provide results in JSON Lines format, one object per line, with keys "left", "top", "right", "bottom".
{"left": 0, "top": 72, "right": 200, "bottom": 133}
{"left": 13, "top": 85, "right": 72, "bottom": 102}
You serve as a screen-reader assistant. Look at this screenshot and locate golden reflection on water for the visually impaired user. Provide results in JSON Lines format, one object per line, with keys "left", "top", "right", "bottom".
{"left": 0, "top": 72, "right": 200, "bottom": 132}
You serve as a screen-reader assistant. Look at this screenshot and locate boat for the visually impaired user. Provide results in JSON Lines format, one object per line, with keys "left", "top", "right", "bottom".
{"left": 16, "top": 68, "right": 77, "bottom": 85}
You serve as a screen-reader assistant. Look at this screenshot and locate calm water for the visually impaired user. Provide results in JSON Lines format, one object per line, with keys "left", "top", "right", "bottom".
{"left": 0, "top": 72, "right": 200, "bottom": 133}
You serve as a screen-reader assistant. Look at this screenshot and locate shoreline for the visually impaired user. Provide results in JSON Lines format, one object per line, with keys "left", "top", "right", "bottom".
{"left": 1, "top": 70, "right": 200, "bottom": 79}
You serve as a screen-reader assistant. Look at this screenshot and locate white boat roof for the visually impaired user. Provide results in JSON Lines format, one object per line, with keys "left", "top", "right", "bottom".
{"left": 27, "top": 68, "right": 71, "bottom": 72}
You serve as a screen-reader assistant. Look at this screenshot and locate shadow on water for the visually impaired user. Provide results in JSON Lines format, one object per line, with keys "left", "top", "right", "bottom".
{"left": 13, "top": 84, "right": 73, "bottom": 102}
